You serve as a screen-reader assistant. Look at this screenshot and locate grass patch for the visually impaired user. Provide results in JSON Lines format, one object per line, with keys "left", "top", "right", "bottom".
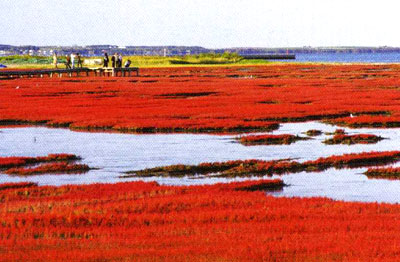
{"left": 0, "top": 53, "right": 273, "bottom": 68}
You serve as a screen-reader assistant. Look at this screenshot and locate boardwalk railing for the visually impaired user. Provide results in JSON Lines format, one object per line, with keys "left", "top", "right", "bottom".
{"left": 0, "top": 67, "right": 139, "bottom": 79}
{"left": 92, "top": 67, "right": 139, "bottom": 77}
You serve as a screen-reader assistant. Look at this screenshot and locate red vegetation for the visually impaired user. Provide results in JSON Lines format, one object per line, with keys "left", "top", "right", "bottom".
{"left": 334, "top": 129, "right": 346, "bottom": 135}
{"left": 364, "top": 166, "right": 400, "bottom": 179}
{"left": 125, "top": 151, "right": 400, "bottom": 178}
{"left": 324, "top": 133, "right": 384, "bottom": 145}
{"left": 2, "top": 64, "right": 400, "bottom": 132}
{"left": 0, "top": 154, "right": 80, "bottom": 169}
{"left": 0, "top": 154, "right": 88, "bottom": 176}
{"left": 0, "top": 182, "right": 37, "bottom": 191}
{"left": 5, "top": 162, "right": 90, "bottom": 176}
{"left": 305, "top": 129, "right": 322, "bottom": 136}
{"left": 304, "top": 151, "right": 400, "bottom": 168}
{"left": 326, "top": 115, "right": 400, "bottom": 128}
{"left": 237, "top": 134, "right": 308, "bottom": 145}
{"left": 2, "top": 180, "right": 400, "bottom": 261}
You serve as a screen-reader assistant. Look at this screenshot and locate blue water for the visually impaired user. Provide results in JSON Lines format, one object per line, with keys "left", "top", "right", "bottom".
{"left": 286, "top": 52, "right": 400, "bottom": 63}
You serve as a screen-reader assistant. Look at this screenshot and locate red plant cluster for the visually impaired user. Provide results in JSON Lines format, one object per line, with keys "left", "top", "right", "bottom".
{"left": 125, "top": 151, "right": 400, "bottom": 178}
{"left": 237, "top": 134, "right": 307, "bottom": 145}
{"left": 364, "top": 166, "right": 400, "bottom": 179}
{"left": 324, "top": 133, "right": 383, "bottom": 145}
{"left": 0, "top": 154, "right": 88, "bottom": 176}
{"left": 334, "top": 129, "right": 346, "bottom": 135}
{"left": 3, "top": 180, "right": 400, "bottom": 261}
{"left": 304, "top": 151, "right": 400, "bottom": 168}
{"left": 0, "top": 182, "right": 38, "bottom": 191}
{"left": 326, "top": 115, "right": 400, "bottom": 128}
{"left": 2, "top": 64, "right": 400, "bottom": 132}
{"left": 305, "top": 129, "right": 322, "bottom": 136}
{"left": 0, "top": 154, "right": 79, "bottom": 169}
{"left": 5, "top": 162, "right": 90, "bottom": 176}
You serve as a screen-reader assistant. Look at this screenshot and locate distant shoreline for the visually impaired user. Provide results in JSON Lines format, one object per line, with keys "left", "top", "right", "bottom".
{"left": 1, "top": 44, "right": 400, "bottom": 57}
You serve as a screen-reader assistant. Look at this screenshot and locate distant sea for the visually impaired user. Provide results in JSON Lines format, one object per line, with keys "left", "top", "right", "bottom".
{"left": 286, "top": 52, "right": 400, "bottom": 63}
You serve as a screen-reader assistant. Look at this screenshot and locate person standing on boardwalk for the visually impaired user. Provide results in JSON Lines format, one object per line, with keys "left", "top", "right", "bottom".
{"left": 103, "top": 52, "right": 109, "bottom": 67}
{"left": 111, "top": 53, "right": 117, "bottom": 68}
{"left": 65, "top": 54, "right": 71, "bottom": 69}
{"left": 70, "top": 53, "right": 76, "bottom": 69}
{"left": 53, "top": 52, "right": 58, "bottom": 68}
{"left": 77, "top": 53, "right": 83, "bottom": 68}
{"left": 117, "top": 53, "right": 123, "bottom": 68}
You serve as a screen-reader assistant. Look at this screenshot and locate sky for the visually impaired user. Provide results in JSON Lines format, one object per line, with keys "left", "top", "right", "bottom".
{"left": 1, "top": 0, "right": 399, "bottom": 48}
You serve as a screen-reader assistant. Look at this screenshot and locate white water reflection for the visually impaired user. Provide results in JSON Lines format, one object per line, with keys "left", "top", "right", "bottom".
{"left": 272, "top": 169, "right": 400, "bottom": 203}
{"left": 1, "top": 122, "right": 400, "bottom": 203}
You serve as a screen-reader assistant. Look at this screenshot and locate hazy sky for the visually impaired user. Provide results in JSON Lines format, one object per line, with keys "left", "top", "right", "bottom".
{"left": 1, "top": 0, "right": 399, "bottom": 48}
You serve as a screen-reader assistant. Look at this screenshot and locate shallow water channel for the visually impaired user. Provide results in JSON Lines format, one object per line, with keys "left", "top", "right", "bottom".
{"left": 1, "top": 122, "right": 400, "bottom": 203}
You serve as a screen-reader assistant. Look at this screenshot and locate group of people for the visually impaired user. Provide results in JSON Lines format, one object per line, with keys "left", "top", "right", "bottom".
{"left": 52, "top": 52, "right": 132, "bottom": 69}
{"left": 65, "top": 53, "right": 83, "bottom": 69}
{"left": 52, "top": 52, "right": 83, "bottom": 69}
{"left": 103, "top": 52, "right": 131, "bottom": 68}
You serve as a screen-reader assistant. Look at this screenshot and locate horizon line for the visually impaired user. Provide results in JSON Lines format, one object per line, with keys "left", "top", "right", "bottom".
{"left": 1, "top": 44, "right": 400, "bottom": 49}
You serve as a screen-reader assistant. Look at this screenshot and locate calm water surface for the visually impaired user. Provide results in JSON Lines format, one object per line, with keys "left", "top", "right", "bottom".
{"left": 1, "top": 122, "right": 400, "bottom": 203}
{"left": 285, "top": 52, "right": 400, "bottom": 63}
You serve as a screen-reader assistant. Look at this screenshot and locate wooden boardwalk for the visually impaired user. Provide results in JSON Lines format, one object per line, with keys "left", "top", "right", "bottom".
{"left": 0, "top": 67, "right": 139, "bottom": 79}
{"left": 93, "top": 67, "right": 140, "bottom": 77}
